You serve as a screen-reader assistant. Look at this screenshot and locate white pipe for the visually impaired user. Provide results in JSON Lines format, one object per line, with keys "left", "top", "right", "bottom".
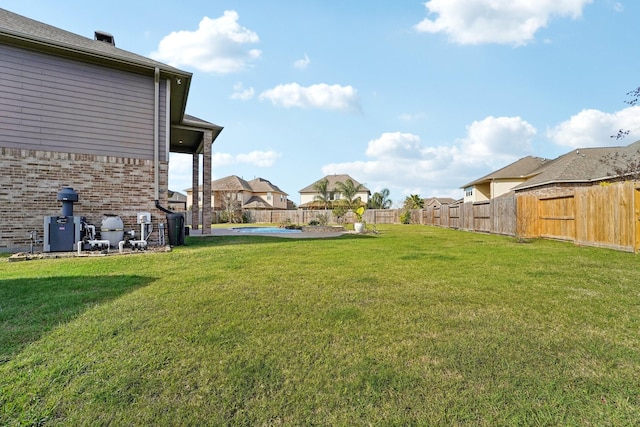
{"left": 86, "top": 224, "right": 96, "bottom": 240}
{"left": 78, "top": 240, "right": 110, "bottom": 254}
{"left": 129, "top": 240, "right": 148, "bottom": 250}
{"left": 90, "top": 240, "right": 110, "bottom": 251}
{"left": 118, "top": 240, "right": 125, "bottom": 253}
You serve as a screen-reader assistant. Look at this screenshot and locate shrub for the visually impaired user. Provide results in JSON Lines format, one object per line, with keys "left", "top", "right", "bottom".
{"left": 316, "top": 213, "right": 329, "bottom": 226}
{"left": 400, "top": 210, "right": 411, "bottom": 224}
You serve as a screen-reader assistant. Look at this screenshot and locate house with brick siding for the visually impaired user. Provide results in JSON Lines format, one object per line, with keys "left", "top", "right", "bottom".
{"left": 186, "top": 175, "right": 289, "bottom": 211}
{"left": 0, "top": 8, "right": 222, "bottom": 252}
{"left": 512, "top": 140, "right": 640, "bottom": 195}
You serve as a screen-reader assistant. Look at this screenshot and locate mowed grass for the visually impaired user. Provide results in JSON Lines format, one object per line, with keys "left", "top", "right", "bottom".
{"left": 1, "top": 225, "right": 639, "bottom": 425}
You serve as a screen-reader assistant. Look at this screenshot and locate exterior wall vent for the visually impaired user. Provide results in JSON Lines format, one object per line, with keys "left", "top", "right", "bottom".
{"left": 94, "top": 31, "right": 115, "bottom": 46}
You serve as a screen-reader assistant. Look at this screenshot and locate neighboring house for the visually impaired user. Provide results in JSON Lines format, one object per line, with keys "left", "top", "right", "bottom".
{"left": 186, "top": 175, "right": 288, "bottom": 210}
{"left": 513, "top": 140, "right": 640, "bottom": 194}
{"left": 423, "top": 197, "right": 458, "bottom": 209}
{"left": 461, "top": 156, "right": 551, "bottom": 203}
{"left": 168, "top": 190, "right": 188, "bottom": 212}
{"left": 0, "top": 8, "right": 222, "bottom": 251}
{"left": 299, "top": 174, "right": 371, "bottom": 209}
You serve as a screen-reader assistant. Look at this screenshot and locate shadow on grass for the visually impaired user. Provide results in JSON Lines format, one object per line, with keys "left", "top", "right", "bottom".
{"left": 0, "top": 275, "right": 155, "bottom": 362}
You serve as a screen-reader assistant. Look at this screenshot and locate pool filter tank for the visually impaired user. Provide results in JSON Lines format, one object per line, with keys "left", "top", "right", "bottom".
{"left": 43, "top": 187, "right": 81, "bottom": 252}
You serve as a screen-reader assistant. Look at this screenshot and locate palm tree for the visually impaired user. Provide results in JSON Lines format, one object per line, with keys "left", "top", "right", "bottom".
{"left": 312, "top": 178, "right": 331, "bottom": 210}
{"left": 404, "top": 194, "right": 424, "bottom": 210}
{"left": 368, "top": 188, "right": 392, "bottom": 209}
{"left": 335, "top": 179, "right": 365, "bottom": 211}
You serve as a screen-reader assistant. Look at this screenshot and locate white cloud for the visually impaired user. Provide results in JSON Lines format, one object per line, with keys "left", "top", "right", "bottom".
{"left": 259, "top": 83, "right": 360, "bottom": 111}
{"left": 150, "top": 11, "right": 261, "bottom": 73}
{"left": 365, "top": 132, "right": 424, "bottom": 158}
{"left": 461, "top": 116, "right": 536, "bottom": 161}
{"left": 235, "top": 151, "right": 281, "bottom": 167}
{"left": 294, "top": 53, "right": 310, "bottom": 69}
{"left": 547, "top": 106, "right": 640, "bottom": 148}
{"left": 322, "top": 116, "right": 537, "bottom": 200}
{"left": 169, "top": 150, "right": 281, "bottom": 191}
{"left": 414, "top": 0, "right": 593, "bottom": 46}
{"left": 399, "top": 112, "right": 427, "bottom": 122}
{"left": 212, "top": 150, "right": 280, "bottom": 167}
{"left": 230, "top": 82, "right": 255, "bottom": 100}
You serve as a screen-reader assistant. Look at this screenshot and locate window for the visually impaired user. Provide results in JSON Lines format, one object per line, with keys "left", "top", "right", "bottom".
{"left": 267, "top": 192, "right": 272, "bottom": 201}
{"left": 465, "top": 187, "right": 473, "bottom": 197}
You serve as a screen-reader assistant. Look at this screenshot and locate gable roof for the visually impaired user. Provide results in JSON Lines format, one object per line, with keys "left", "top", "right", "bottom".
{"left": 461, "top": 156, "right": 551, "bottom": 188}
{"left": 0, "top": 8, "right": 188, "bottom": 77}
{"left": 210, "top": 175, "right": 253, "bottom": 192}
{"left": 0, "top": 8, "right": 223, "bottom": 155}
{"left": 513, "top": 140, "right": 640, "bottom": 191}
{"left": 243, "top": 196, "right": 271, "bottom": 209}
{"left": 188, "top": 176, "right": 288, "bottom": 195}
{"left": 424, "top": 197, "right": 457, "bottom": 206}
{"left": 168, "top": 190, "right": 187, "bottom": 202}
{"left": 299, "top": 174, "right": 371, "bottom": 194}
{"left": 247, "top": 177, "right": 287, "bottom": 195}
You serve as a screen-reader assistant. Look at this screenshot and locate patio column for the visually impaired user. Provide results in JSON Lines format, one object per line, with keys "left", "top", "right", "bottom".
{"left": 191, "top": 152, "right": 200, "bottom": 231}
{"left": 202, "top": 130, "right": 212, "bottom": 234}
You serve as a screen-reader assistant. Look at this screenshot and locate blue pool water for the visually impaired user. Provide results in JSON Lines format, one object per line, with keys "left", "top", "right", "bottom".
{"left": 232, "top": 227, "right": 301, "bottom": 234}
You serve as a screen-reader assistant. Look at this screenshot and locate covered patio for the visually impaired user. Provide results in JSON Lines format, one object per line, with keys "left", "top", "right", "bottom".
{"left": 170, "top": 114, "right": 223, "bottom": 235}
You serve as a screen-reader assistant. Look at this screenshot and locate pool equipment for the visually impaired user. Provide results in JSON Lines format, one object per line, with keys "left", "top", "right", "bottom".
{"left": 43, "top": 187, "right": 81, "bottom": 252}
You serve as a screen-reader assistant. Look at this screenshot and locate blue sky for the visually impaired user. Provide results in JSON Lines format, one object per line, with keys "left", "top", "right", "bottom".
{"left": 5, "top": 1, "right": 640, "bottom": 206}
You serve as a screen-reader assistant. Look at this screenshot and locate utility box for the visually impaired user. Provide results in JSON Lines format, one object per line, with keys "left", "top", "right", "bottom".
{"left": 44, "top": 216, "right": 81, "bottom": 252}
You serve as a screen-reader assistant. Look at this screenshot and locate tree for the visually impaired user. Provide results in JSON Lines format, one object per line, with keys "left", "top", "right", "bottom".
{"left": 613, "top": 87, "right": 640, "bottom": 140}
{"left": 332, "top": 204, "right": 348, "bottom": 224}
{"left": 368, "top": 188, "right": 392, "bottom": 209}
{"left": 335, "top": 179, "right": 365, "bottom": 211}
{"left": 219, "top": 190, "right": 243, "bottom": 223}
{"left": 607, "top": 87, "right": 640, "bottom": 177}
{"left": 600, "top": 147, "right": 640, "bottom": 181}
{"left": 312, "top": 178, "right": 331, "bottom": 210}
{"left": 403, "top": 194, "right": 424, "bottom": 210}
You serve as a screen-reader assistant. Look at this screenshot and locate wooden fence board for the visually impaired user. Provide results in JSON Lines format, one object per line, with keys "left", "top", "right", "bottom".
{"left": 218, "top": 181, "right": 638, "bottom": 252}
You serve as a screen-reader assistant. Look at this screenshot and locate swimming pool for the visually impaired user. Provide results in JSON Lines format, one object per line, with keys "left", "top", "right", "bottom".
{"left": 231, "top": 227, "right": 302, "bottom": 234}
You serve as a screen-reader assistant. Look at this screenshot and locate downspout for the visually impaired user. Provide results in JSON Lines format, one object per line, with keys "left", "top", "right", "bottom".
{"left": 153, "top": 66, "right": 173, "bottom": 214}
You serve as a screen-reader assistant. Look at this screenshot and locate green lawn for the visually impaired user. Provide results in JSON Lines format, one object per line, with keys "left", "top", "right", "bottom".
{"left": 1, "top": 225, "right": 639, "bottom": 425}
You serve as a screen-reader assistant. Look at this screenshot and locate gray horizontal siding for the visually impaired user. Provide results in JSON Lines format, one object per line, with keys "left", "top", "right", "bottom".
{"left": 0, "top": 44, "right": 167, "bottom": 160}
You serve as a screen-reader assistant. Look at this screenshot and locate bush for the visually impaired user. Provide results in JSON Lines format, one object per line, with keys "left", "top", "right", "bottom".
{"left": 315, "top": 214, "right": 330, "bottom": 226}
{"left": 400, "top": 210, "right": 411, "bottom": 224}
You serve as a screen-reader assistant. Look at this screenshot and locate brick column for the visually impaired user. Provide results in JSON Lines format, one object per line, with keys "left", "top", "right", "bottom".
{"left": 202, "top": 130, "right": 212, "bottom": 234}
{"left": 191, "top": 152, "right": 200, "bottom": 231}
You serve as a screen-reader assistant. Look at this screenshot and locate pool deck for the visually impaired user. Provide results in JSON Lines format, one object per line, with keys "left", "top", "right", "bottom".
{"left": 189, "top": 227, "right": 346, "bottom": 239}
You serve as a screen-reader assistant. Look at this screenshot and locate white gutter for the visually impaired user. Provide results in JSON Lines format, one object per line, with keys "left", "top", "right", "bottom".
{"left": 166, "top": 78, "right": 171, "bottom": 162}
{"left": 154, "top": 67, "right": 160, "bottom": 200}
{"left": 153, "top": 67, "right": 173, "bottom": 214}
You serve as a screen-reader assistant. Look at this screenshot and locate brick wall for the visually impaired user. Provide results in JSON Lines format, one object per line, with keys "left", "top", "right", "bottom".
{"left": 0, "top": 147, "right": 170, "bottom": 252}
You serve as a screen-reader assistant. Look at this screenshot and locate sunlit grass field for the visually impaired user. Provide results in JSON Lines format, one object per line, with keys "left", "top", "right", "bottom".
{"left": 1, "top": 224, "right": 639, "bottom": 425}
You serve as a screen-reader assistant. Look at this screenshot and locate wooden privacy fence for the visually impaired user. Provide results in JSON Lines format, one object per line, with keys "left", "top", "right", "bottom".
{"left": 195, "top": 181, "right": 640, "bottom": 252}
{"left": 429, "top": 181, "right": 640, "bottom": 253}
{"left": 422, "top": 196, "right": 517, "bottom": 236}
{"left": 517, "top": 181, "right": 640, "bottom": 253}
